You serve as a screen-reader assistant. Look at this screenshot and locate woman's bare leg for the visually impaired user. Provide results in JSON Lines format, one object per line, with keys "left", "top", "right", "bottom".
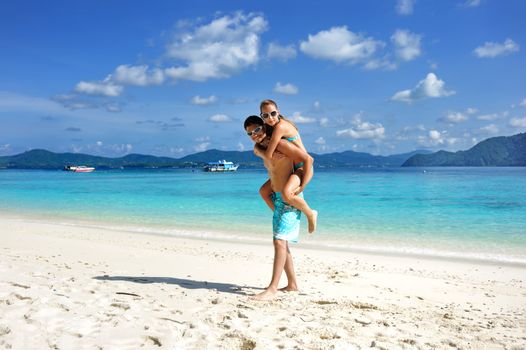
{"left": 259, "top": 179, "right": 274, "bottom": 211}
{"left": 282, "top": 172, "right": 317, "bottom": 233}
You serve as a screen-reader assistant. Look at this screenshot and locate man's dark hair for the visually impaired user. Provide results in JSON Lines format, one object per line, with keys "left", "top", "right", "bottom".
{"left": 243, "top": 115, "right": 264, "bottom": 129}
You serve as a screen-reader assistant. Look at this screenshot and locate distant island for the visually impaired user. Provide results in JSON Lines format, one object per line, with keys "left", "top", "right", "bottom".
{"left": 0, "top": 148, "right": 429, "bottom": 170}
{"left": 403, "top": 132, "right": 526, "bottom": 167}
{"left": 0, "top": 133, "right": 524, "bottom": 169}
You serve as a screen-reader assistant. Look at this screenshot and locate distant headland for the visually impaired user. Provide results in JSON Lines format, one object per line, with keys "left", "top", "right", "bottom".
{"left": 402, "top": 132, "right": 526, "bottom": 167}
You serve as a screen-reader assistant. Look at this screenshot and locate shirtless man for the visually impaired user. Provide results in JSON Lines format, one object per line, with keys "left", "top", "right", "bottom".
{"left": 244, "top": 115, "right": 314, "bottom": 300}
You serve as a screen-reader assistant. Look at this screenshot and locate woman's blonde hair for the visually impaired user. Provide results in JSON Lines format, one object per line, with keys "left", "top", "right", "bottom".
{"left": 259, "top": 99, "right": 298, "bottom": 131}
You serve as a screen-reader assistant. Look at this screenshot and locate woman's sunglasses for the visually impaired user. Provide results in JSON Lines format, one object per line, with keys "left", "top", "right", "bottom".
{"left": 260, "top": 111, "right": 278, "bottom": 119}
{"left": 246, "top": 126, "right": 263, "bottom": 136}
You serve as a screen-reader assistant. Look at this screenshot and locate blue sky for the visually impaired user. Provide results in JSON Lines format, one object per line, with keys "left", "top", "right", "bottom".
{"left": 1, "top": 0, "right": 525, "bottom": 157}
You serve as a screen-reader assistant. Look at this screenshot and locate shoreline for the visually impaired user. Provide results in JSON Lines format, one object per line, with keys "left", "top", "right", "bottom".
{"left": 2, "top": 212, "right": 526, "bottom": 268}
{"left": 1, "top": 217, "right": 525, "bottom": 348}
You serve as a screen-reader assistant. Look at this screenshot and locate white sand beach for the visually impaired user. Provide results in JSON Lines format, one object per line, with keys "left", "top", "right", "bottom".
{"left": 1, "top": 216, "right": 525, "bottom": 349}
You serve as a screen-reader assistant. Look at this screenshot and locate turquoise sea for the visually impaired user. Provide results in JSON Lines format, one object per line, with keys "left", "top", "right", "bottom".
{"left": 1, "top": 168, "right": 526, "bottom": 264}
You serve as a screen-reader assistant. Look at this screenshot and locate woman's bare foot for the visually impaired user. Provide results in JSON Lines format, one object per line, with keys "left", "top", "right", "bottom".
{"left": 308, "top": 210, "right": 318, "bottom": 233}
{"left": 250, "top": 287, "right": 278, "bottom": 300}
{"left": 278, "top": 285, "right": 299, "bottom": 292}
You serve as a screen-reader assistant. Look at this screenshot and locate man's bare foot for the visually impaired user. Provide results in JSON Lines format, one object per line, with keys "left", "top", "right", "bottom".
{"left": 250, "top": 288, "right": 278, "bottom": 300}
{"left": 308, "top": 210, "right": 318, "bottom": 233}
{"left": 278, "top": 285, "right": 299, "bottom": 292}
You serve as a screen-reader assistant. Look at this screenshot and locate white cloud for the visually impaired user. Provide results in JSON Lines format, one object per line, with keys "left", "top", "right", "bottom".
{"left": 336, "top": 115, "right": 385, "bottom": 140}
{"left": 478, "top": 124, "right": 499, "bottom": 134}
{"left": 403, "top": 125, "right": 427, "bottom": 133}
{"left": 363, "top": 57, "right": 397, "bottom": 71}
{"left": 195, "top": 136, "right": 210, "bottom": 142}
{"left": 474, "top": 38, "right": 519, "bottom": 58}
{"left": 419, "top": 129, "right": 445, "bottom": 146}
{"left": 289, "top": 111, "right": 316, "bottom": 124}
{"left": 510, "top": 117, "right": 526, "bottom": 128}
{"left": 237, "top": 142, "right": 246, "bottom": 151}
{"left": 316, "top": 144, "right": 333, "bottom": 153}
{"left": 70, "top": 12, "right": 266, "bottom": 97}
{"left": 164, "top": 12, "right": 267, "bottom": 82}
{"left": 195, "top": 142, "right": 210, "bottom": 152}
{"left": 267, "top": 42, "right": 297, "bottom": 61}
{"left": 274, "top": 82, "right": 298, "bottom": 95}
{"left": 391, "top": 29, "right": 422, "bottom": 61}
{"left": 191, "top": 95, "right": 217, "bottom": 105}
{"left": 170, "top": 147, "right": 184, "bottom": 154}
{"left": 52, "top": 94, "right": 98, "bottom": 110}
{"left": 299, "top": 26, "right": 384, "bottom": 66}
{"left": 429, "top": 130, "right": 442, "bottom": 141}
{"left": 105, "top": 104, "right": 121, "bottom": 113}
{"left": 396, "top": 125, "right": 427, "bottom": 141}
{"left": 464, "top": 0, "right": 481, "bottom": 7}
{"left": 419, "top": 130, "right": 467, "bottom": 148}
{"left": 466, "top": 107, "right": 478, "bottom": 114}
{"left": 391, "top": 73, "right": 455, "bottom": 103}
{"left": 520, "top": 99, "right": 526, "bottom": 108}
{"left": 313, "top": 101, "right": 321, "bottom": 110}
{"left": 113, "top": 65, "right": 164, "bottom": 86}
{"left": 396, "top": 0, "right": 415, "bottom": 15}
{"left": 446, "top": 138, "right": 460, "bottom": 146}
{"left": 229, "top": 98, "right": 252, "bottom": 105}
{"left": 79, "top": 142, "right": 132, "bottom": 155}
{"left": 443, "top": 112, "right": 469, "bottom": 123}
{"left": 477, "top": 113, "right": 499, "bottom": 121}
{"left": 315, "top": 137, "right": 326, "bottom": 145}
{"left": 75, "top": 77, "right": 123, "bottom": 97}
{"left": 319, "top": 117, "right": 329, "bottom": 127}
{"left": 52, "top": 94, "right": 123, "bottom": 112}
{"left": 208, "top": 114, "right": 233, "bottom": 123}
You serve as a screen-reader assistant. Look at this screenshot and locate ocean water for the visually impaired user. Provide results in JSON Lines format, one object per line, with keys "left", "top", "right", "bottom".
{"left": 1, "top": 167, "right": 525, "bottom": 264}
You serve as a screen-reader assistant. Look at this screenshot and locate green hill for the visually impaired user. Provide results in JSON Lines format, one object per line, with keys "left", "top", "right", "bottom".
{"left": 0, "top": 149, "right": 183, "bottom": 169}
{"left": 0, "top": 148, "right": 431, "bottom": 170}
{"left": 403, "top": 133, "right": 526, "bottom": 166}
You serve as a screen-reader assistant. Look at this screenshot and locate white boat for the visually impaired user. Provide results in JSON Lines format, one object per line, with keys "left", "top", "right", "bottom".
{"left": 64, "top": 165, "right": 95, "bottom": 173}
{"left": 204, "top": 160, "right": 239, "bottom": 172}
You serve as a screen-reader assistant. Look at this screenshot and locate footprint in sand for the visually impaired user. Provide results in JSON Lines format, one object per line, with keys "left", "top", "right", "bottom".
{"left": 0, "top": 325, "right": 11, "bottom": 336}
{"left": 9, "top": 282, "right": 30, "bottom": 289}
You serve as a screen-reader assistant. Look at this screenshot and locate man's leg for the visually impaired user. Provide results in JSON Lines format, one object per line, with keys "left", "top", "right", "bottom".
{"left": 251, "top": 239, "right": 288, "bottom": 300}
{"left": 279, "top": 242, "right": 298, "bottom": 292}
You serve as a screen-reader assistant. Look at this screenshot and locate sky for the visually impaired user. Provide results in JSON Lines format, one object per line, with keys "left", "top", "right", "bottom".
{"left": 1, "top": 0, "right": 525, "bottom": 157}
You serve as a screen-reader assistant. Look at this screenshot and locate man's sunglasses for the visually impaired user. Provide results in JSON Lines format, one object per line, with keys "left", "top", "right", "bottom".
{"left": 260, "top": 111, "right": 278, "bottom": 119}
{"left": 246, "top": 126, "right": 263, "bottom": 136}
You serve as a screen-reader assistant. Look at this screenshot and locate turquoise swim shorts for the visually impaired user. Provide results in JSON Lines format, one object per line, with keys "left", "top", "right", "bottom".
{"left": 272, "top": 192, "right": 302, "bottom": 243}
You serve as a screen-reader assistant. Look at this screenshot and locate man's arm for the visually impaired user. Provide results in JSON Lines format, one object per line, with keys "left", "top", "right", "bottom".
{"left": 253, "top": 144, "right": 265, "bottom": 158}
{"left": 275, "top": 140, "right": 314, "bottom": 192}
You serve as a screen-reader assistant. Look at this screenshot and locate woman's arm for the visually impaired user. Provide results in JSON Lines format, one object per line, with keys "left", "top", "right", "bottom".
{"left": 263, "top": 124, "right": 286, "bottom": 160}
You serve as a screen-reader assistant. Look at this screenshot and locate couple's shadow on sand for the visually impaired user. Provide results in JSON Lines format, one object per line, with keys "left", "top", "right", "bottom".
{"left": 93, "top": 275, "right": 260, "bottom": 295}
